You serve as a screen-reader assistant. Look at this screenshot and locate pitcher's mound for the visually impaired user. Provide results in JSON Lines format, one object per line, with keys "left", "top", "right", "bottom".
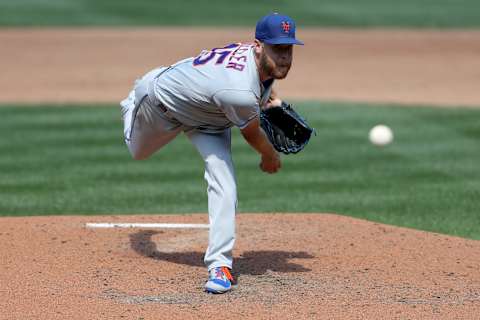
{"left": 1, "top": 213, "right": 479, "bottom": 319}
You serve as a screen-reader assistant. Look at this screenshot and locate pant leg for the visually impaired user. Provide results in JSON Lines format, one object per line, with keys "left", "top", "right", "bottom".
{"left": 186, "top": 129, "right": 237, "bottom": 270}
{"left": 122, "top": 93, "right": 183, "bottom": 160}
{"left": 121, "top": 67, "right": 181, "bottom": 160}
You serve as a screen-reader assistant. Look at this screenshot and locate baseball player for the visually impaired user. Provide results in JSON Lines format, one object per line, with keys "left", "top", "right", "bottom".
{"left": 120, "top": 13, "right": 304, "bottom": 294}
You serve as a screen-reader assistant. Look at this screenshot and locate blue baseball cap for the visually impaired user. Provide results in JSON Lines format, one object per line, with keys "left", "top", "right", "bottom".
{"left": 255, "top": 13, "right": 304, "bottom": 45}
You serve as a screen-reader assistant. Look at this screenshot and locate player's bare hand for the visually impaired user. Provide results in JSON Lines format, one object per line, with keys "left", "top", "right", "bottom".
{"left": 264, "top": 97, "right": 282, "bottom": 109}
{"left": 263, "top": 88, "right": 282, "bottom": 109}
{"left": 260, "top": 152, "right": 281, "bottom": 174}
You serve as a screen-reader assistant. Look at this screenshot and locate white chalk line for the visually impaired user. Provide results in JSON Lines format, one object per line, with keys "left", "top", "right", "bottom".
{"left": 85, "top": 223, "right": 209, "bottom": 229}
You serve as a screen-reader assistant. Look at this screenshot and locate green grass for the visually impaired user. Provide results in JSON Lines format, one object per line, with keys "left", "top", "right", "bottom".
{"left": 1, "top": 0, "right": 480, "bottom": 27}
{"left": 1, "top": 102, "right": 479, "bottom": 240}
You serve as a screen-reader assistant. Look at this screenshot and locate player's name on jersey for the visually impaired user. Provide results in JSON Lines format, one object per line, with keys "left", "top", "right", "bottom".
{"left": 193, "top": 43, "right": 251, "bottom": 72}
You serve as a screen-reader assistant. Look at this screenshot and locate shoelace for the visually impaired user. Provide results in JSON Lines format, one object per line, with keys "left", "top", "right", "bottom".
{"left": 220, "top": 267, "right": 233, "bottom": 282}
{"left": 213, "top": 267, "right": 234, "bottom": 282}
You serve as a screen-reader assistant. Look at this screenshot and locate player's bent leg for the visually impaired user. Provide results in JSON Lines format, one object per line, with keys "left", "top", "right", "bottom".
{"left": 123, "top": 95, "right": 183, "bottom": 160}
{"left": 187, "top": 129, "right": 237, "bottom": 280}
{"left": 121, "top": 66, "right": 178, "bottom": 160}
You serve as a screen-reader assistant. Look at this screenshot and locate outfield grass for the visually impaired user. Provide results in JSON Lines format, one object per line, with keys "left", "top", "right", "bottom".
{"left": 1, "top": 0, "right": 480, "bottom": 27}
{"left": 0, "top": 103, "right": 479, "bottom": 240}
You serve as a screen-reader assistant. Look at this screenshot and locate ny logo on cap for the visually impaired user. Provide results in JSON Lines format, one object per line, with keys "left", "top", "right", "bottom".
{"left": 281, "top": 21, "right": 290, "bottom": 33}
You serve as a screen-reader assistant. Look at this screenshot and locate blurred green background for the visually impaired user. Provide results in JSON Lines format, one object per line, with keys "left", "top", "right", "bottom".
{"left": 0, "top": 0, "right": 479, "bottom": 240}
{"left": 1, "top": 0, "right": 480, "bottom": 27}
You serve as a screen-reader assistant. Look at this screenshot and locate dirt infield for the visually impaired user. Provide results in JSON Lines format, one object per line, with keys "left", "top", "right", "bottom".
{"left": 1, "top": 28, "right": 480, "bottom": 319}
{"left": 1, "top": 28, "right": 480, "bottom": 107}
{"left": 1, "top": 214, "right": 479, "bottom": 319}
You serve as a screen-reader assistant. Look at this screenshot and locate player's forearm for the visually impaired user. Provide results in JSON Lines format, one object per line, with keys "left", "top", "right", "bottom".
{"left": 240, "top": 118, "right": 277, "bottom": 157}
{"left": 246, "top": 130, "right": 277, "bottom": 157}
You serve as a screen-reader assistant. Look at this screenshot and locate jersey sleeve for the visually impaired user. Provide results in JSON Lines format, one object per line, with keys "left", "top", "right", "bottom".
{"left": 212, "top": 89, "right": 259, "bottom": 129}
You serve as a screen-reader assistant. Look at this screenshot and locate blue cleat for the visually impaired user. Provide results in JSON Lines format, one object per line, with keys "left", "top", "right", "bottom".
{"left": 205, "top": 267, "right": 234, "bottom": 294}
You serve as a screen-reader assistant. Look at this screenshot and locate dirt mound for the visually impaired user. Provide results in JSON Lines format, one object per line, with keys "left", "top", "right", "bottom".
{"left": 1, "top": 213, "right": 479, "bottom": 319}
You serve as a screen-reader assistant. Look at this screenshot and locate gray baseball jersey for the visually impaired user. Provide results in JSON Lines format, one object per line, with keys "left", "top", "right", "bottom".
{"left": 148, "top": 43, "right": 273, "bottom": 133}
{"left": 121, "top": 42, "right": 274, "bottom": 273}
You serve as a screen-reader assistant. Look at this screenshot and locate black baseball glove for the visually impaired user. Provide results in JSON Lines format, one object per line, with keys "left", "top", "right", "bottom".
{"left": 260, "top": 101, "right": 314, "bottom": 155}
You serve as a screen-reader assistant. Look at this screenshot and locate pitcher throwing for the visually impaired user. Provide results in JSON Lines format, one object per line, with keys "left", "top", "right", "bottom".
{"left": 120, "top": 13, "right": 304, "bottom": 294}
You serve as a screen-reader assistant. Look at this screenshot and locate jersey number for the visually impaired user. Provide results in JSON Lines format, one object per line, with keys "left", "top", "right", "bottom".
{"left": 193, "top": 43, "right": 240, "bottom": 66}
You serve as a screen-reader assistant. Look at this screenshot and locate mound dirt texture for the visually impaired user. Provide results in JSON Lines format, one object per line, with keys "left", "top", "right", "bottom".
{"left": 1, "top": 28, "right": 480, "bottom": 319}
{"left": 1, "top": 214, "right": 479, "bottom": 319}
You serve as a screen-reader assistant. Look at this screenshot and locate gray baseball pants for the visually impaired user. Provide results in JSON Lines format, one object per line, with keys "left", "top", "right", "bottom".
{"left": 121, "top": 74, "right": 236, "bottom": 271}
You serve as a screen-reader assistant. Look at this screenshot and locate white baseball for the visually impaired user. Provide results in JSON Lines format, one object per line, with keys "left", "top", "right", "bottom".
{"left": 369, "top": 124, "right": 393, "bottom": 146}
